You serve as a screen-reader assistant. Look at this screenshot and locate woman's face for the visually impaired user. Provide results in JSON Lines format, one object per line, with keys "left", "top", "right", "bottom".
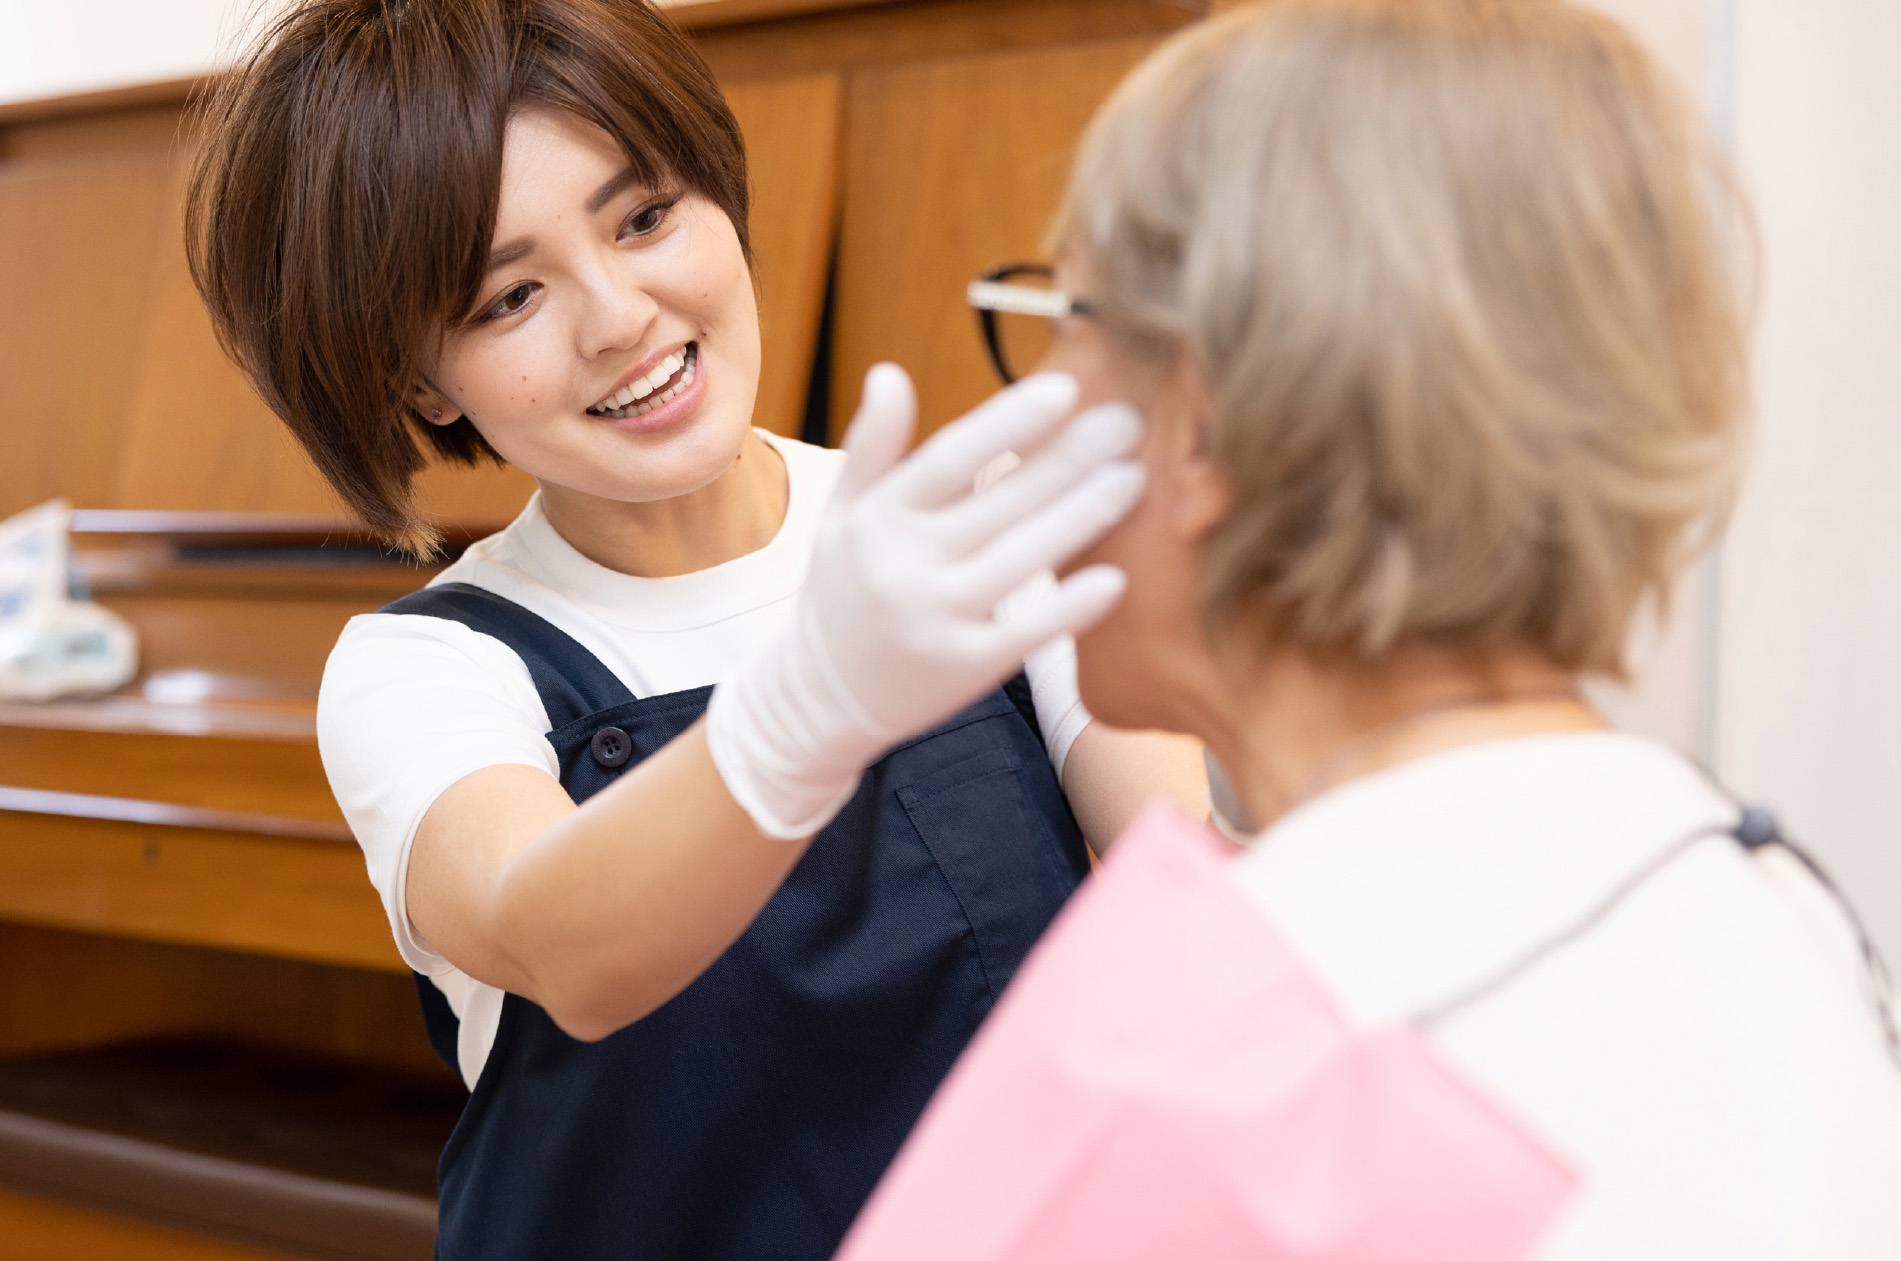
{"left": 1039, "top": 259, "right": 1234, "bottom": 737}
{"left": 420, "top": 108, "right": 761, "bottom": 506}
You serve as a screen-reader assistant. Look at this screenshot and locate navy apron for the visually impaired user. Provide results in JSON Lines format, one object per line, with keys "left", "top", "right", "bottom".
{"left": 381, "top": 583, "right": 1090, "bottom": 1260}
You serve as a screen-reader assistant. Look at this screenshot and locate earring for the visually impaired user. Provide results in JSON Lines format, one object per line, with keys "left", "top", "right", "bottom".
{"left": 431, "top": 409, "right": 442, "bottom": 421}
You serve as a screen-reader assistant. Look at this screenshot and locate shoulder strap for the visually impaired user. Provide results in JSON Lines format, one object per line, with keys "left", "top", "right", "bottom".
{"left": 380, "top": 582, "right": 634, "bottom": 728}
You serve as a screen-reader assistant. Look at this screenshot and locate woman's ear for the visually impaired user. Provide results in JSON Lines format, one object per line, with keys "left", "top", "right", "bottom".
{"left": 411, "top": 380, "right": 460, "bottom": 427}
{"left": 1162, "top": 347, "right": 1231, "bottom": 545}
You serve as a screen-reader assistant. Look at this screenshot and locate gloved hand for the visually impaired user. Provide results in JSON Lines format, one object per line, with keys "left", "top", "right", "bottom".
{"left": 708, "top": 363, "right": 1145, "bottom": 839}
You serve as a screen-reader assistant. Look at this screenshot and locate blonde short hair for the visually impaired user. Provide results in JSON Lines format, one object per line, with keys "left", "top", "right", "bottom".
{"left": 1052, "top": 0, "right": 1751, "bottom": 674}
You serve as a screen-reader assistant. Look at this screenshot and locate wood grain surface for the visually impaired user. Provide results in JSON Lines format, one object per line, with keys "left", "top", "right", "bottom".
{"left": 724, "top": 74, "right": 844, "bottom": 438}
{"left": 0, "top": 150, "right": 174, "bottom": 516}
{"left": 0, "top": 923, "right": 444, "bottom": 1073}
{"left": 0, "top": 1188, "right": 292, "bottom": 1261}
{"left": 832, "top": 35, "right": 1163, "bottom": 441}
{"left": 0, "top": 814, "right": 401, "bottom": 973}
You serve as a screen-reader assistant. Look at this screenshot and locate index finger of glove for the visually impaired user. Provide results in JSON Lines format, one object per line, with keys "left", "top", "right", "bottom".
{"left": 933, "top": 402, "right": 1144, "bottom": 552}
{"left": 938, "top": 460, "right": 1147, "bottom": 611}
{"left": 883, "top": 373, "right": 1080, "bottom": 508}
{"left": 836, "top": 363, "right": 919, "bottom": 501}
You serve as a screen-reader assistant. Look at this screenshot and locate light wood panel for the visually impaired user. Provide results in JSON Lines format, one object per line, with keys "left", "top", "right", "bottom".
{"left": 93, "top": 593, "right": 382, "bottom": 696}
{"left": 0, "top": 1188, "right": 291, "bottom": 1261}
{"left": 113, "top": 150, "right": 348, "bottom": 519}
{"left": 692, "top": 0, "right": 1202, "bottom": 83}
{"left": 723, "top": 74, "right": 844, "bottom": 438}
{"left": 0, "top": 152, "right": 173, "bottom": 518}
{"left": 0, "top": 105, "right": 187, "bottom": 162}
{"left": 0, "top": 815, "right": 401, "bottom": 973}
{"left": 832, "top": 36, "right": 1161, "bottom": 441}
{"left": 0, "top": 725, "right": 334, "bottom": 822}
{"left": 662, "top": 0, "right": 906, "bottom": 29}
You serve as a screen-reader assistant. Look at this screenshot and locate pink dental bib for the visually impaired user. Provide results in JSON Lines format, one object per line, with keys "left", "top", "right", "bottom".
{"left": 836, "top": 803, "right": 1576, "bottom": 1261}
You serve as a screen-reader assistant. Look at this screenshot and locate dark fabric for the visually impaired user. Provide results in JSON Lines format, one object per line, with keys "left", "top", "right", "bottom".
{"left": 413, "top": 975, "right": 461, "bottom": 1079}
{"left": 382, "top": 583, "right": 1089, "bottom": 1261}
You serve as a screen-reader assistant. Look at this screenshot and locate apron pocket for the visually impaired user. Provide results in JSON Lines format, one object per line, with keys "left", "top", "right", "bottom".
{"left": 898, "top": 745, "right": 1054, "bottom": 999}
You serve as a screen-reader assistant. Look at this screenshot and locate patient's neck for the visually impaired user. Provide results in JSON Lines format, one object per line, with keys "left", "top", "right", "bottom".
{"left": 1212, "top": 645, "right": 1604, "bottom": 834}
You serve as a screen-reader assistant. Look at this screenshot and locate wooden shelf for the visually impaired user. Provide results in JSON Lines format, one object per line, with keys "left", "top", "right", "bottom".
{"left": 0, "top": 1036, "right": 457, "bottom": 1260}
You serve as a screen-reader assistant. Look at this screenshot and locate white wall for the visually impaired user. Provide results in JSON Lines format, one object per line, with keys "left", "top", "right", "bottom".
{"left": 1721, "top": 0, "right": 1901, "bottom": 960}
{"left": 1581, "top": 0, "right": 1901, "bottom": 965}
{"left": 0, "top": 0, "right": 713, "bottom": 107}
{"left": 0, "top": 0, "right": 258, "bottom": 105}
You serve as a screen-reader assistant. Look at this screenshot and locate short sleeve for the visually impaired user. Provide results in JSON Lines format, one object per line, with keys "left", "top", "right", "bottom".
{"left": 318, "top": 612, "right": 561, "bottom": 974}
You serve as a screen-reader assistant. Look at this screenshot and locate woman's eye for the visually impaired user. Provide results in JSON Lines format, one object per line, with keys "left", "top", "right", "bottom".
{"left": 483, "top": 282, "right": 539, "bottom": 321}
{"left": 623, "top": 198, "right": 677, "bottom": 239}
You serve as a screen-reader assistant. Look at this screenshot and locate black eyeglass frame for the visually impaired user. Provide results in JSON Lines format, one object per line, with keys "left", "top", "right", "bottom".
{"left": 967, "top": 262, "right": 1097, "bottom": 385}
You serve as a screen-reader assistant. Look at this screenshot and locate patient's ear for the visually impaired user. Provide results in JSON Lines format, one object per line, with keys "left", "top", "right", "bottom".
{"left": 410, "top": 380, "right": 461, "bottom": 427}
{"left": 1161, "top": 349, "right": 1231, "bottom": 545}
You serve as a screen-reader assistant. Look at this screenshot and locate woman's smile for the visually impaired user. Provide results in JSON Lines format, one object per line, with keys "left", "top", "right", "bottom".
{"left": 586, "top": 340, "right": 706, "bottom": 433}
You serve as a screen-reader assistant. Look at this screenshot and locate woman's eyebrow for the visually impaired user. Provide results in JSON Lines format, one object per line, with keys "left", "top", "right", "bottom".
{"left": 487, "top": 239, "right": 534, "bottom": 273}
{"left": 587, "top": 167, "right": 641, "bottom": 214}
{"left": 482, "top": 169, "right": 643, "bottom": 272}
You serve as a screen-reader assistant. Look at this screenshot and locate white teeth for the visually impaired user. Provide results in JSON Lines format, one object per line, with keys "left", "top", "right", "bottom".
{"left": 590, "top": 344, "right": 699, "bottom": 418}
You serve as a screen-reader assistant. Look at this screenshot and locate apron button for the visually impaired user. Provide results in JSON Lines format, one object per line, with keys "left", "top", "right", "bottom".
{"left": 590, "top": 725, "right": 632, "bottom": 769}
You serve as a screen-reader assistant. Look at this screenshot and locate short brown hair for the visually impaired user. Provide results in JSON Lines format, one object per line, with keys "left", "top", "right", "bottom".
{"left": 187, "top": 0, "right": 750, "bottom": 551}
{"left": 1053, "top": 0, "right": 1752, "bottom": 674}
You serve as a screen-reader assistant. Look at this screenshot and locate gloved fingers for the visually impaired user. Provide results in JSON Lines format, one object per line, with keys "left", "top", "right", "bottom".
{"left": 934, "top": 402, "right": 1144, "bottom": 552}
{"left": 835, "top": 363, "right": 919, "bottom": 501}
{"left": 993, "top": 567, "right": 1058, "bottom": 624}
{"left": 988, "top": 564, "right": 1128, "bottom": 661}
{"left": 884, "top": 373, "right": 1080, "bottom": 509}
{"left": 941, "top": 460, "right": 1147, "bottom": 610}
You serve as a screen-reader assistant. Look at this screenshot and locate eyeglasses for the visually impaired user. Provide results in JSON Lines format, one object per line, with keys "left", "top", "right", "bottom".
{"left": 967, "top": 262, "right": 1097, "bottom": 385}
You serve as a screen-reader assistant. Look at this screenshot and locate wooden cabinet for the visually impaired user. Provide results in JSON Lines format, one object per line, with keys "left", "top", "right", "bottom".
{"left": 0, "top": 1, "right": 1215, "bottom": 1255}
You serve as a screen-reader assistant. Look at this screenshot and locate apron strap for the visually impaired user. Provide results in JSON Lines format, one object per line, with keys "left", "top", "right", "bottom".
{"left": 380, "top": 582, "right": 635, "bottom": 728}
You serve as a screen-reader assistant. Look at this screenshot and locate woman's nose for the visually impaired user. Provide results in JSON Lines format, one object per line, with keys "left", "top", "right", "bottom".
{"left": 576, "top": 258, "right": 660, "bottom": 360}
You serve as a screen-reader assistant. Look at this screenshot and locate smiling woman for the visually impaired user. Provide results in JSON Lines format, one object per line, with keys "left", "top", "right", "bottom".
{"left": 178, "top": 1, "right": 1196, "bottom": 1257}
{"left": 414, "top": 106, "right": 772, "bottom": 576}
{"left": 187, "top": 0, "right": 752, "bottom": 555}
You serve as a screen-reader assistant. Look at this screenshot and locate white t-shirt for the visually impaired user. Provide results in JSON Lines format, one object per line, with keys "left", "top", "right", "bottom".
{"left": 1231, "top": 732, "right": 1901, "bottom": 1259}
{"left": 320, "top": 432, "right": 848, "bottom": 1086}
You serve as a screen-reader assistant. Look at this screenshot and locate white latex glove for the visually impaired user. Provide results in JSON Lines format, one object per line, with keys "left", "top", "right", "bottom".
{"left": 994, "top": 570, "right": 1092, "bottom": 780}
{"left": 708, "top": 364, "right": 1146, "bottom": 839}
{"left": 978, "top": 454, "right": 1094, "bottom": 780}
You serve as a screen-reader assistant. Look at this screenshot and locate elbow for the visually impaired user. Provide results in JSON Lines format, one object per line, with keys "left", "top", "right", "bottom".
{"left": 543, "top": 1002, "right": 622, "bottom": 1044}
{"left": 497, "top": 920, "right": 672, "bottom": 1041}
{"left": 485, "top": 864, "right": 662, "bottom": 1041}
{"left": 540, "top": 976, "right": 644, "bottom": 1042}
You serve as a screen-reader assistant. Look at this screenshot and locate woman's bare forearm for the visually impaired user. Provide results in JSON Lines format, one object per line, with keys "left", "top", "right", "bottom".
{"left": 1060, "top": 724, "right": 1209, "bottom": 856}
{"left": 408, "top": 718, "right": 812, "bottom": 1040}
